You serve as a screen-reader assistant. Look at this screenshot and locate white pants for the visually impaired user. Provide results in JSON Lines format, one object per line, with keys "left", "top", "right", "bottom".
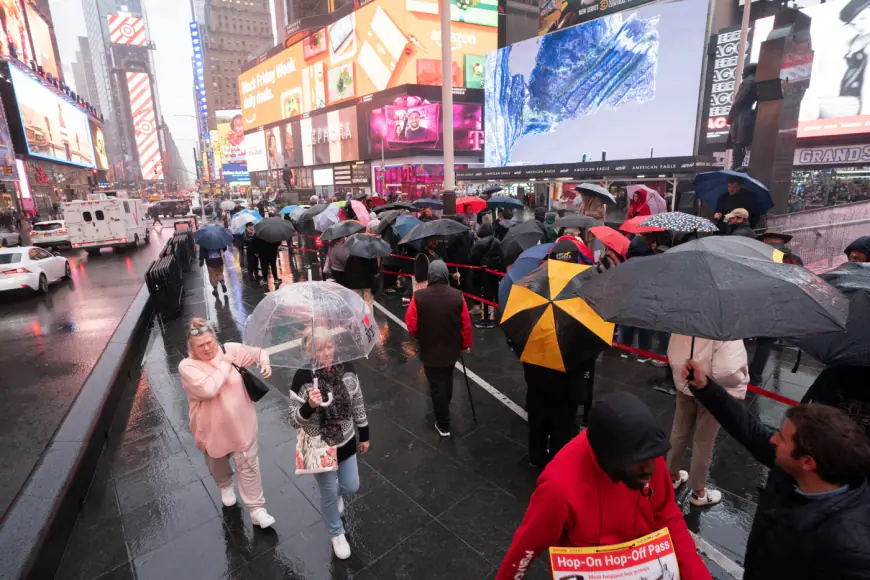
{"left": 204, "top": 441, "right": 265, "bottom": 511}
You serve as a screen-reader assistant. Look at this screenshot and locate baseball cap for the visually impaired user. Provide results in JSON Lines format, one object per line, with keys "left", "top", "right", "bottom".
{"left": 725, "top": 208, "right": 749, "bottom": 220}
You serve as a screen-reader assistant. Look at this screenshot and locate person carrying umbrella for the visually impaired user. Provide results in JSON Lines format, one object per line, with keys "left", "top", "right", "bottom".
{"left": 628, "top": 188, "right": 653, "bottom": 219}
{"left": 544, "top": 212, "right": 558, "bottom": 243}
{"left": 243, "top": 222, "right": 260, "bottom": 283}
{"left": 199, "top": 243, "right": 228, "bottom": 296}
{"left": 713, "top": 176, "right": 760, "bottom": 228}
{"left": 493, "top": 209, "right": 516, "bottom": 240}
{"left": 325, "top": 236, "right": 350, "bottom": 286}
{"left": 342, "top": 249, "right": 379, "bottom": 314}
{"left": 469, "top": 224, "right": 504, "bottom": 325}
{"left": 418, "top": 207, "right": 434, "bottom": 222}
{"left": 256, "top": 236, "right": 281, "bottom": 290}
{"left": 578, "top": 192, "right": 606, "bottom": 220}
{"left": 404, "top": 260, "right": 473, "bottom": 437}
{"left": 149, "top": 203, "right": 163, "bottom": 228}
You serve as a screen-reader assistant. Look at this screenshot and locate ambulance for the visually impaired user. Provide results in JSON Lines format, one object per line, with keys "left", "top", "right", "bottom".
{"left": 62, "top": 192, "right": 149, "bottom": 255}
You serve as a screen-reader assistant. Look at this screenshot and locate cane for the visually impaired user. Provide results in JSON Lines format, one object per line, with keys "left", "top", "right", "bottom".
{"left": 459, "top": 354, "right": 477, "bottom": 423}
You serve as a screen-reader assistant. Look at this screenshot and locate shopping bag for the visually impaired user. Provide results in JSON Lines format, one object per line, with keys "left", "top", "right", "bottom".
{"left": 548, "top": 528, "right": 679, "bottom": 580}
{"left": 295, "top": 427, "right": 338, "bottom": 475}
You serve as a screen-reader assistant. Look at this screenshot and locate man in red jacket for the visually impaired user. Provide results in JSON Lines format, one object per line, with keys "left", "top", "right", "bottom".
{"left": 497, "top": 392, "right": 711, "bottom": 580}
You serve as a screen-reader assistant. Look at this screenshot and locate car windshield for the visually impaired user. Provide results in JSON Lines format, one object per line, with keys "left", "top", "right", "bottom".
{"left": 0, "top": 252, "right": 22, "bottom": 264}
{"left": 32, "top": 222, "right": 62, "bottom": 231}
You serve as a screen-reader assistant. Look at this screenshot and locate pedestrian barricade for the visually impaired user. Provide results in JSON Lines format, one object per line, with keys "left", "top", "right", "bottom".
{"left": 145, "top": 254, "right": 183, "bottom": 320}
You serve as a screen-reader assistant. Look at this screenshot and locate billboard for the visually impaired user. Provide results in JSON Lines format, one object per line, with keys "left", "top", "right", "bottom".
{"left": 0, "top": 99, "right": 17, "bottom": 181}
{"left": 538, "top": 0, "right": 657, "bottom": 36}
{"left": 237, "top": 0, "right": 497, "bottom": 131}
{"left": 107, "top": 13, "right": 147, "bottom": 46}
{"left": 704, "top": 28, "right": 740, "bottom": 145}
{"left": 90, "top": 121, "right": 108, "bottom": 170}
{"left": 751, "top": 0, "right": 869, "bottom": 138}
{"left": 368, "top": 95, "right": 483, "bottom": 154}
{"left": 222, "top": 162, "right": 251, "bottom": 184}
{"left": 25, "top": 4, "right": 59, "bottom": 79}
{"left": 126, "top": 71, "right": 163, "bottom": 180}
{"left": 300, "top": 106, "right": 359, "bottom": 166}
{"left": 9, "top": 65, "right": 95, "bottom": 167}
{"left": 485, "top": 0, "right": 708, "bottom": 167}
{"left": 213, "top": 109, "right": 246, "bottom": 164}
{"left": 246, "top": 130, "right": 268, "bottom": 172}
{"left": 0, "top": 0, "right": 33, "bottom": 65}
{"left": 190, "top": 22, "right": 208, "bottom": 142}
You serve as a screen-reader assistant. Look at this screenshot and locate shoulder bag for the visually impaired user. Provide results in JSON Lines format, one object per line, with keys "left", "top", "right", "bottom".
{"left": 223, "top": 346, "right": 270, "bottom": 402}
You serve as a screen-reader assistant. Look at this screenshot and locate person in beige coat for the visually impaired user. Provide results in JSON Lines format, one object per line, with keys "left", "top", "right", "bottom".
{"left": 666, "top": 334, "right": 748, "bottom": 507}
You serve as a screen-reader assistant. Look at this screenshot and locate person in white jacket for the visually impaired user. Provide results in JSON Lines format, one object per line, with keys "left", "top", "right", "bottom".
{"left": 666, "top": 334, "right": 749, "bottom": 507}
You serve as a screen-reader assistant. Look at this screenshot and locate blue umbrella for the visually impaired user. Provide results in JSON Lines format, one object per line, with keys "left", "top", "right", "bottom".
{"left": 393, "top": 215, "right": 423, "bottom": 251}
{"left": 693, "top": 169, "right": 774, "bottom": 213}
{"left": 239, "top": 209, "right": 263, "bottom": 220}
{"left": 498, "top": 243, "right": 554, "bottom": 308}
{"left": 229, "top": 212, "right": 261, "bottom": 234}
{"left": 194, "top": 224, "right": 234, "bottom": 250}
{"left": 412, "top": 198, "right": 443, "bottom": 209}
{"left": 279, "top": 205, "right": 300, "bottom": 215}
{"left": 488, "top": 196, "right": 524, "bottom": 209}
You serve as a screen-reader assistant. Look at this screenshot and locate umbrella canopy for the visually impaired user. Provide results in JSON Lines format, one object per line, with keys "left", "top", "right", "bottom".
{"left": 239, "top": 209, "right": 263, "bottom": 220}
{"left": 194, "top": 224, "right": 234, "bottom": 250}
{"left": 374, "top": 202, "right": 416, "bottom": 213}
{"left": 554, "top": 214, "right": 601, "bottom": 229}
{"left": 254, "top": 217, "right": 296, "bottom": 243}
{"left": 498, "top": 243, "right": 554, "bottom": 308}
{"left": 619, "top": 215, "right": 665, "bottom": 235}
{"left": 320, "top": 220, "right": 364, "bottom": 242}
{"left": 791, "top": 263, "right": 870, "bottom": 366}
{"left": 344, "top": 200, "right": 371, "bottom": 225}
{"left": 314, "top": 205, "right": 341, "bottom": 231}
{"left": 502, "top": 219, "right": 546, "bottom": 265}
{"left": 573, "top": 183, "right": 617, "bottom": 204}
{"left": 626, "top": 185, "right": 668, "bottom": 214}
{"left": 487, "top": 195, "right": 524, "bottom": 209}
{"left": 398, "top": 218, "right": 469, "bottom": 245}
{"left": 500, "top": 260, "right": 614, "bottom": 372}
{"left": 220, "top": 200, "right": 236, "bottom": 211}
{"left": 373, "top": 210, "right": 404, "bottom": 234}
{"left": 412, "top": 198, "right": 443, "bottom": 209}
{"left": 298, "top": 203, "right": 328, "bottom": 224}
{"left": 243, "top": 281, "right": 380, "bottom": 370}
{"left": 288, "top": 206, "right": 307, "bottom": 221}
{"left": 392, "top": 215, "right": 423, "bottom": 251}
{"left": 640, "top": 212, "right": 718, "bottom": 233}
{"left": 589, "top": 226, "right": 630, "bottom": 258}
{"left": 346, "top": 233, "right": 392, "bottom": 258}
{"left": 575, "top": 250, "right": 849, "bottom": 341}
{"left": 456, "top": 196, "right": 487, "bottom": 213}
{"left": 279, "top": 204, "right": 300, "bottom": 215}
{"left": 229, "top": 212, "right": 261, "bottom": 235}
{"left": 481, "top": 185, "right": 503, "bottom": 195}
{"left": 668, "top": 236, "right": 785, "bottom": 263}
{"left": 694, "top": 169, "right": 774, "bottom": 213}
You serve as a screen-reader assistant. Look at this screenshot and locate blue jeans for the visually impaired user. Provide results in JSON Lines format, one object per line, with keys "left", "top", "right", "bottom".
{"left": 313, "top": 452, "right": 360, "bottom": 537}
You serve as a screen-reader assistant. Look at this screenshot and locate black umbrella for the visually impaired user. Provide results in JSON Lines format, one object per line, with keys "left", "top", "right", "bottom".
{"left": 374, "top": 210, "right": 405, "bottom": 234}
{"left": 298, "top": 203, "right": 328, "bottom": 223}
{"left": 481, "top": 185, "right": 503, "bottom": 195}
{"left": 254, "top": 217, "right": 296, "bottom": 243}
{"left": 502, "top": 219, "right": 546, "bottom": 265}
{"left": 398, "top": 218, "right": 469, "bottom": 245}
{"left": 574, "top": 183, "right": 617, "bottom": 204}
{"left": 413, "top": 198, "right": 443, "bottom": 209}
{"left": 554, "top": 214, "right": 602, "bottom": 229}
{"left": 346, "top": 233, "right": 392, "bottom": 258}
{"left": 374, "top": 202, "right": 416, "bottom": 213}
{"left": 574, "top": 249, "right": 848, "bottom": 341}
{"left": 791, "top": 263, "right": 870, "bottom": 366}
{"left": 320, "top": 220, "right": 365, "bottom": 242}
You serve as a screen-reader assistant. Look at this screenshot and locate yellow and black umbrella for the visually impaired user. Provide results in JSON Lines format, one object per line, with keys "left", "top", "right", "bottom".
{"left": 500, "top": 260, "right": 614, "bottom": 372}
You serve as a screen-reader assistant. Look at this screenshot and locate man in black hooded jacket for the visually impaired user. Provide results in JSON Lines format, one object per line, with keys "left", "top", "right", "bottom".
{"left": 682, "top": 360, "right": 870, "bottom": 580}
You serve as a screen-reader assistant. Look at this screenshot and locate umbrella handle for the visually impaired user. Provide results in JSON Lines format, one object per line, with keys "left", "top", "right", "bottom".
{"left": 319, "top": 392, "right": 334, "bottom": 407}
{"left": 686, "top": 336, "right": 695, "bottom": 382}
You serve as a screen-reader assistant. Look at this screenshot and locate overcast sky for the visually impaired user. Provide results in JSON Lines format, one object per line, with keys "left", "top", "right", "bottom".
{"left": 49, "top": 0, "right": 201, "bottom": 179}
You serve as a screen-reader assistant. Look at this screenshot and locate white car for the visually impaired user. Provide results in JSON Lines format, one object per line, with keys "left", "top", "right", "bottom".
{"left": 0, "top": 246, "right": 71, "bottom": 294}
{"left": 30, "top": 220, "right": 70, "bottom": 250}
{"left": 0, "top": 225, "right": 22, "bottom": 247}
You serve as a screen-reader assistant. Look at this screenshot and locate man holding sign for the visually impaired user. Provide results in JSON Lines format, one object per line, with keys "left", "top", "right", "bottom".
{"left": 497, "top": 393, "right": 710, "bottom": 580}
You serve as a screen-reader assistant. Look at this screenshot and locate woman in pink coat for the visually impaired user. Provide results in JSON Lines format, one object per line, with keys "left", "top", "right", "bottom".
{"left": 178, "top": 317, "right": 276, "bottom": 528}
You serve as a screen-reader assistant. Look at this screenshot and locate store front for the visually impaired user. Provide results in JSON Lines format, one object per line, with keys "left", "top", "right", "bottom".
{"left": 375, "top": 163, "right": 470, "bottom": 200}
{"left": 789, "top": 145, "right": 870, "bottom": 213}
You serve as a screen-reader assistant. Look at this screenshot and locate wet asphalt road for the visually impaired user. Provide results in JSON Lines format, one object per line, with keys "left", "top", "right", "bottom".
{"left": 0, "top": 222, "right": 179, "bottom": 518}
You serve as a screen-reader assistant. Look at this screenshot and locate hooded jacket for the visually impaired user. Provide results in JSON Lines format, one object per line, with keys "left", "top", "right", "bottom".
{"left": 845, "top": 236, "right": 870, "bottom": 260}
{"left": 626, "top": 235, "right": 656, "bottom": 259}
{"left": 497, "top": 393, "right": 710, "bottom": 580}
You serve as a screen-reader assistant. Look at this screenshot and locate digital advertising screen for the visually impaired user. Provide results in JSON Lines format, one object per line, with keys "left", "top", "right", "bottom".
{"left": 538, "top": 0, "right": 658, "bottom": 36}
{"left": 126, "top": 71, "right": 163, "bottom": 180}
{"left": 213, "top": 109, "right": 246, "bottom": 164}
{"left": 0, "top": 0, "right": 33, "bottom": 65}
{"left": 266, "top": 124, "right": 285, "bottom": 170}
{"left": 751, "top": 0, "right": 870, "bottom": 138}
{"left": 9, "top": 65, "right": 95, "bottom": 168}
{"left": 25, "top": 4, "right": 59, "bottom": 79}
{"left": 107, "top": 13, "right": 147, "bottom": 46}
{"left": 300, "top": 106, "right": 359, "bottom": 166}
{"left": 0, "top": 99, "right": 18, "bottom": 181}
{"left": 245, "top": 130, "right": 269, "bottom": 173}
{"left": 485, "top": 0, "right": 708, "bottom": 167}
{"left": 368, "top": 94, "right": 483, "bottom": 154}
{"left": 237, "top": 0, "right": 497, "bottom": 131}
{"left": 90, "top": 121, "right": 108, "bottom": 170}
{"left": 222, "top": 162, "right": 251, "bottom": 184}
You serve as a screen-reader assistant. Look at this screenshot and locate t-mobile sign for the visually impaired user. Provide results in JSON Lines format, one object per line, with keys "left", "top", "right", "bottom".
{"left": 368, "top": 95, "right": 484, "bottom": 154}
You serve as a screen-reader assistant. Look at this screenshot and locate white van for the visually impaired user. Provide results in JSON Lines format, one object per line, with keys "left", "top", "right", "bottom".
{"left": 62, "top": 194, "right": 149, "bottom": 255}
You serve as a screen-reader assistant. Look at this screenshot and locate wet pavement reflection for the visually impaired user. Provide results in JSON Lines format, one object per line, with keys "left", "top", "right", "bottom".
{"left": 53, "top": 245, "right": 823, "bottom": 580}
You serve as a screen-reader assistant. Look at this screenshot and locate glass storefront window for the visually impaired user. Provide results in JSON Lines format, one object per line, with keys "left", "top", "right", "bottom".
{"left": 790, "top": 168, "right": 870, "bottom": 213}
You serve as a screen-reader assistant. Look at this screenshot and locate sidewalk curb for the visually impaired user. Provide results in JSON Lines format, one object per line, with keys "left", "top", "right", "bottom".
{"left": 0, "top": 283, "right": 153, "bottom": 580}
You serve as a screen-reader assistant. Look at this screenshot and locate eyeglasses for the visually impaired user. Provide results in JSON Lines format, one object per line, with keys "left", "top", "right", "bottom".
{"left": 188, "top": 326, "right": 213, "bottom": 337}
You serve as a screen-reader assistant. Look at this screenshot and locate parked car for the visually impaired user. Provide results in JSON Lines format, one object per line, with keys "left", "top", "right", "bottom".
{"left": 0, "top": 225, "right": 22, "bottom": 247}
{"left": 0, "top": 246, "right": 70, "bottom": 294}
{"left": 30, "top": 220, "right": 70, "bottom": 250}
{"left": 151, "top": 200, "right": 190, "bottom": 217}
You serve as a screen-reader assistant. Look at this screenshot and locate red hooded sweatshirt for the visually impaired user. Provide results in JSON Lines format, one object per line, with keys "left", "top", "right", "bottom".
{"left": 497, "top": 398, "right": 711, "bottom": 580}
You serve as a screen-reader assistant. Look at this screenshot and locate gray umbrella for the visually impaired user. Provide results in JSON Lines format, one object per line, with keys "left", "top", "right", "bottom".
{"left": 398, "top": 218, "right": 469, "bottom": 245}
{"left": 320, "top": 220, "right": 365, "bottom": 242}
{"left": 574, "top": 250, "right": 848, "bottom": 341}
{"left": 298, "top": 203, "right": 328, "bottom": 223}
{"left": 346, "top": 233, "right": 392, "bottom": 258}
{"left": 554, "top": 214, "right": 602, "bottom": 229}
{"left": 374, "top": 210, "right": 405, "bottom": 234}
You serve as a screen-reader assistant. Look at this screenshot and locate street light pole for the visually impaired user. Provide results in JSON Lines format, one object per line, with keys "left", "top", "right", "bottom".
{"left": 440, "top": 0, "right": 456, "bottom": 215}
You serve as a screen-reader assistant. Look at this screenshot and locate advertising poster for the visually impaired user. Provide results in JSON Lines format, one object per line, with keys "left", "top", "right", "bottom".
{"left": 300, "top": 106, "right": 359, "bottom": 166}
{"left": 126, "top": 71, "right": 163, "bottom": 180}
{"left": 222, "top": 162, "right": 251, "bottom": 184}
{"left": 0, "top": 99, "right": 17, "bottom": 181}
{"left": 465, "top": 54, "right": 485, "bottom": 89}
{"left": 245, "top": 131, "right": 269, "bottom": 173}
{"left": 25, "top": 4, "right": 59, "bottom": 79}
{"left": 751, "top": 0, "right": 870, "bottom": 138}
{"left": 281, "top": 119, "right": 303, "bottom": 167}
{"left": 237, "top": 0, "right": 497, "bottom": 130}
{"left": 107, "top": 13, "right": 147, "bottom": 46}
{"left": 214, "top": 109, "right": 246, "bottom": 164}
{"left": 90, "top": 121, "right": 109, "bottom": 170}
{"left": 538, "top": 0, "right": 658, "bottom": 36}
{"left": 266, "top": 125, "right": 285, "bottom": 170}
{"left": 369, "top": 95, "right": 484, "bottom": 153}
{"left": 9, "top": 66, "right": 95, "bottom": 168}
{"left": 0, "top": 0, "right": 33, "bottom": 64}
{"left": 548, "top": 528, "right": 679, "bottom": 580}
{"left": 486, "top": 0, "right": 708, "bottom": 167}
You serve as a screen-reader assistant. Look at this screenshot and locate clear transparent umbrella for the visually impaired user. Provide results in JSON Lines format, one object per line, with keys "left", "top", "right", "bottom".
{"left": 243, "top": 281, "right": 380, "bottom": 371}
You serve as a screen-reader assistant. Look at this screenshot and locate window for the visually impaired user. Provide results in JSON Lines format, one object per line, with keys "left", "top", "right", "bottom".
{"left": 95, "top": 210, "right": 105, "bottom": 220}
{"left": 28, "top": 248, "right": 51, "bottom": 260}
{"left": 0, "top": 252, "right": 22, "bottom": 265}
{"left": 123, "top": 201, "right": 130, "bottom": 213}
{"left": 83, "top": 211, "right": 92, "bottom": 222}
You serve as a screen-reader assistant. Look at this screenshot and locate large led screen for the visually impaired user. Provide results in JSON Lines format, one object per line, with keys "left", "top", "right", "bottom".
{"left": 0, "top": 0, "right": 33, "bottom": 65}
{"left": 10, "top": 66, "right": 95, "bottom": 168}
{"left": 245, "top": 131, "right": 269, "bottom": 173}
{"left": 25, "top": 4, "right": 59, "bottom": 79}
{"left": 368, "top": 95, "right": 484, "bottom": 154}
{"left": 213, "top": 109, "right": 246, "bottom": 164}
{"left": 751, "top": 0, "right": 870, "bottom": 138}
{"left": 126, "top": 72, "right": 163, "bottom": 180}
{"left": 300, "top": 106, "right": 359, "bottom": 166}
{"left": 90, "top": 121, "right": 108, "bottom": 170}
{"left": 238, "top": 0, "right": 497, "bottom": 131}
{"left": 485, "top": 0, "right": 708, "bottom": 167}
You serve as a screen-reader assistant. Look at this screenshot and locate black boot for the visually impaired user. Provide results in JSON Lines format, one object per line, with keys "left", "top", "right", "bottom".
{"left": 221, "top": 281, "right": 227, "bottom": 293}
{"left": 212, "top": 285, "right": 219, "bottom": 296}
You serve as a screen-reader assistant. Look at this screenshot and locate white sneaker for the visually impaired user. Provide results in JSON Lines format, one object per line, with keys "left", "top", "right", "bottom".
{"left": 331, "top": 533, "right": 351, "bottom": 559}
{"left": 337, "top": 496, "right": 345, "bottom": 516}
{"left": 690, "top": 488, "right": 722, "bottom": 507}
{"left": 651, "top": 359, "right": 668, "bottom": 368}
{"left": 220, "top": 486, "right": 237, "bottom": 507}
{"left": 636, "top": 357, "right": 650, "bottom": 364}
{"left": 620, "top": 352, "right": 630, "bottom": 359}
{"left": 671, "top": 470, "right": 689, "bottom": 490}
{"left": 434, "top": 421, "right": 451, "bottom": 437}
{"left": 250, "top": 508, "right": 276, "bottom": 528}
